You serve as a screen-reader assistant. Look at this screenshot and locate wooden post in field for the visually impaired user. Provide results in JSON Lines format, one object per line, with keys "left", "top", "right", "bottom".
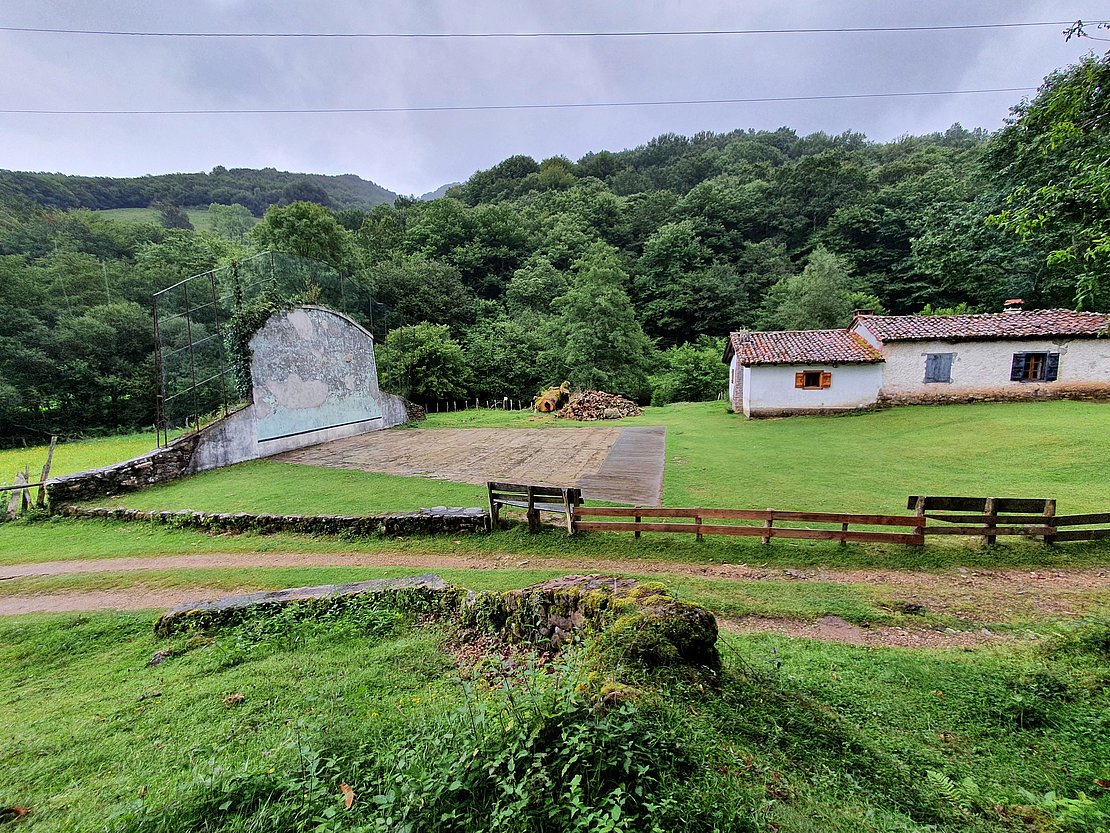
{"left": 6, "top": 469, "right": 29, "bottom": 520}
{"left": 36, "top": 435, "right": 57, "bottom": 509}
{"left": 762, "top": 509, "right": 774, "bottom": 544}
{"left": 1042, "top": 498, "right": 1057, "bottom": 546}
{"left": 695, "top": 513, "right": 703, "bottom": 542}
{"left": 984, "top": 497, "right": 997, "bottom": 546}
{"left": 634, "top": 512, "right": 641, "bottom": 540}
{"left": 840, "top": 521, "right": 849, "bottom": 545}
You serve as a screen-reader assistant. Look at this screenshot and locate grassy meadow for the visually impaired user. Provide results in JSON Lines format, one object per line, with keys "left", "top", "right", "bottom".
{"left": 92, "top": 206, "right": 246, "bottom": 233}
{"left": 2, "top": 400, "right": 1109, "bottom": 831}
{"left": 73, "top": 399, "right": 1110, "bottom": 515}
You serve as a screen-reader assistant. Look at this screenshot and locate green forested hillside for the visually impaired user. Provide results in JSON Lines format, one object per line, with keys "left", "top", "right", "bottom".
{"left": 0, "top": 55, "right": 1106, "bottom": 445}
{"left": 0, "top": 166, "right": 399, "bottom": 215}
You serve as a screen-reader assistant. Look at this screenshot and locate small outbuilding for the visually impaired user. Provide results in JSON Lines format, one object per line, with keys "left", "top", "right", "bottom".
{"left": 725, "top": 304, "right": 1110, "bottom": 417}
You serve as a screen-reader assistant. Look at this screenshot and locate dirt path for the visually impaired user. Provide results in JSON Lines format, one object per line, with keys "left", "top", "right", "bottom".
{"left": 2, "top": 552, "right": 1107, "bottom": 623}
{"left": 0, "top": 588, "right": 233, "bottom": 615}
{"left": 720, "top": 615, "right": 1013, "bottom": 649}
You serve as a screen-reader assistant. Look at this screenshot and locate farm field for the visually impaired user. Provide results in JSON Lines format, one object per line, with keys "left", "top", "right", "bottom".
{"left": 1, "top": 400, "right": 1109, "bottom": 830}
{"left": 92, "top": 206, "right": 245, "bottom": 232}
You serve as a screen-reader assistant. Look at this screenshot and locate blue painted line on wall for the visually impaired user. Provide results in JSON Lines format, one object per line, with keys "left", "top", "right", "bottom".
{"left": 258, "top": 415, "right": 383, "bottom": 443}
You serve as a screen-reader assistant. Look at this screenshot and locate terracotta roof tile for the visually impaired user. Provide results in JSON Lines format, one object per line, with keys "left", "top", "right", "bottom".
{"left": 727, "top": 329, "right": 884, "bottom": 366}
{"left": 855, "top": 309, "right": 1110, "bottom": 342}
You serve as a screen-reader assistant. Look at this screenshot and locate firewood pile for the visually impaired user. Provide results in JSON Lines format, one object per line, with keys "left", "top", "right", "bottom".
{"left": 556, "top": 390, "right": 642, "bottom": 421}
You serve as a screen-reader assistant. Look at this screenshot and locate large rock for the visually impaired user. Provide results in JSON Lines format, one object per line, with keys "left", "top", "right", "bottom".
{"left": 155, "top": 574, "right": 458, "bottom": 636}
{"left": 462, "top": 574, "right": 720, "bottom": 671}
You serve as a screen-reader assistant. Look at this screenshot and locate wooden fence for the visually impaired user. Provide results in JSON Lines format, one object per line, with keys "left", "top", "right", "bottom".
{"left": 910, "top": 495, "right": 1110, "bottom": 544}
{"left": 573, "top": 506, "right": 925, "bottom": 545}
{"left": 572, "top": 497, "right": 1110, "bottom": 546}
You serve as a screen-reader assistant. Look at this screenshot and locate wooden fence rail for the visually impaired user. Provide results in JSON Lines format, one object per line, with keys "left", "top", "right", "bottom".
{"left": 909, "top": 495, "right": 1110, "bottom": 544}
{"left": 573, "top": 506, "right": 925, "bottom": 545}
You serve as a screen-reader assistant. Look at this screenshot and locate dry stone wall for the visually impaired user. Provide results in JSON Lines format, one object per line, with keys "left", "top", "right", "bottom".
{"left": 45, "top": 434, "right": 200, "bottom": 505}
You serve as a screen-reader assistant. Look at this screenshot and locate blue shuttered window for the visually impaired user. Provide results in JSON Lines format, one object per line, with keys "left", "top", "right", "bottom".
{"left": 924, "top": 353, "right": 954, "bottom": 383}
{"left": 1011, "top": 352, "right": 1060, "bottom": 382}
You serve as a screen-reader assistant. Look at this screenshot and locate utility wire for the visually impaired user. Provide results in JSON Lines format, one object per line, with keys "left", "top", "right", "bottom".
{"left": 0, "top": 87, "right": 1036, "bottom": 116}
{"left": 0, "top": 20, "right": 1103, "bottom": 39}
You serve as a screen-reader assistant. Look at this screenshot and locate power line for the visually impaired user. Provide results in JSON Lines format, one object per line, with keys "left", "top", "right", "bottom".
{"left": 0, "top": 20, "right": 1103, "bottom": 39}
{"left": 0, "top": 87, "right": 1037, "bottom": 116}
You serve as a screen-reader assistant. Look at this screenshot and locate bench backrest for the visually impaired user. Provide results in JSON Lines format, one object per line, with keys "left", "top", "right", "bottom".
{"left": 487, "top": 482, "right": 581, "bottom": 504}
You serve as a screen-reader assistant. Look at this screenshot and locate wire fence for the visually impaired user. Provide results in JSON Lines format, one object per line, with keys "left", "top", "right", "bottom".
{"left": 152, "top": 251, "right": 393, "bottom": 444}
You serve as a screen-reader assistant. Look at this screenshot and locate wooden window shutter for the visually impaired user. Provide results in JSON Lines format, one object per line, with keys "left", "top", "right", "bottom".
{"left": 923, "top": 353, "right": 938, "bottom": 382}
{"left": 794, "top": 372, "right": 805, "bottom": 389}
{"left": 1045, "top": 353, "right": 1060, "bottom": 381}
{"left": 938, "top": 353, "right": 953, "bottom": 381}
{"left": 820, "top": 371, "right": 832, "bottom": 389}
{"left": 1010, "top": 353, "right": 1026, "bottom": 381}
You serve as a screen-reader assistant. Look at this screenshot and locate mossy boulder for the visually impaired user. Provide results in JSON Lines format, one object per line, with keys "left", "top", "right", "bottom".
{"left": 461, "top": 574, "right": 720, "bottom": 672}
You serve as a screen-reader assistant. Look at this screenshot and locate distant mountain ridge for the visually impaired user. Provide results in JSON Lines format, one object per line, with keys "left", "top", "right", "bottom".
{"left": 0, "top": 166, "right": 400, "bottom": 216}
{"left": 418, "top": 182, "right": 461, "bottom": 201}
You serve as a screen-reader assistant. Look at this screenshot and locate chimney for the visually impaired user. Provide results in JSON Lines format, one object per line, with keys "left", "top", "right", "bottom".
{"left": 1003, "top": 299, "right": 1024, "bottom": 313}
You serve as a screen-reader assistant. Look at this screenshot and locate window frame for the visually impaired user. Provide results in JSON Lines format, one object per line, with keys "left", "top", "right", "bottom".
{"left": 794, "top": 369, "right": 832, "bottom": 390}
{"left": 1010, "top": 352, "right": 1060, "bottom": 383}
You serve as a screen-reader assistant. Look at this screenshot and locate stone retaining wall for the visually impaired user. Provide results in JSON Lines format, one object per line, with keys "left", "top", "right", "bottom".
{"left": 60, "top": 505, "right": 489, "bottom": 535}
{"left": 45, "top": 434, "right": 201, "bottom": 505}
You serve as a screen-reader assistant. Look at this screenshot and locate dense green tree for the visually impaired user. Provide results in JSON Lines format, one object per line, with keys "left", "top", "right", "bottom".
{"left": 649, "top": 337, "right": 728, "bottom": 406}
{"left": 365, "top": 256, "right": 475, "bottom": 333}
{"left": 463, "top": 316, "right": 545, "bottom": 399}
{"left": 758, "top": 246, "right": 883, "bottom": 330}
{"left": 987, "top": 54, "right": 1110, "bottom": 309}
{"left": 152, "top": 201, "right": 194, "bottom": 230}
{"left": 208, "top": 203, "right": 254, "bottom": 240}
{"left": 378, "top": 323, "right": 469, "bottom": 401}
{"left": 541, "top": 243, "right": 655, "bottom": 399}
{"left": 250, "top": 201, "right": 351, "bottom": 269}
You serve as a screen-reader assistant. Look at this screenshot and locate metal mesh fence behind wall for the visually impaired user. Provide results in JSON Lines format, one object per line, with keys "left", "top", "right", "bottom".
{"left": 152, "top": 251, "right": 391, "bottom": 441}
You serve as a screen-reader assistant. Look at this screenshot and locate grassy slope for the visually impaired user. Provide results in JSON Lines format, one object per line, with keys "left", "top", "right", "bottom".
{"left": 1, "top": 611, "right": 1107, "bottom": 832}
{"left": 93, "top": 207, "right": 239, "bottom": 232}
{"left": 0, "top": 431, "right": 165, "bottom": 484}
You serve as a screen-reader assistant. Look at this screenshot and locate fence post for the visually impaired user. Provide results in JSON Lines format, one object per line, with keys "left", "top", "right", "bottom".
{"left": 840, "top": 521, "right": 849, "bottom": 545}
{"left": 695, "top": 512, "right": 703, "bottom": 542}
{"left": 762, "top": 509, "right": 774, "bottom": 544}
{"left": 984, "top": 497, "right": 997, "bottom": 545}
{"left": 1043, "top": 499, "right": 1057, "bottom": 546}
{"left": 35, "top": 436, "right": 57, "bottom": 509}
{"left": 634, "top": 512, "right": 641, "bottom": 540}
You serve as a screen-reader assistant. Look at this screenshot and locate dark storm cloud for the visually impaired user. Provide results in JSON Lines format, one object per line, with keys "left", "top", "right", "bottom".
{"left": 0, "top": 0, "right": 1101, "bottom": 194}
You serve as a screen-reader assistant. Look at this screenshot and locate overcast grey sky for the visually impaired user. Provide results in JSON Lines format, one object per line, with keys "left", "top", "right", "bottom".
{"left": 0, "top": 1, "right": 1104, "bottom": 196}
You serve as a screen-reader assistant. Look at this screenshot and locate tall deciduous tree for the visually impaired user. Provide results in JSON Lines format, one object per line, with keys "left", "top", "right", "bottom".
{"left": 988, "top": 54, "right": 1110, "bottom": 310}
{"left": 250, "top": 201, "right": 351, "bottom": 269}
{"left": 757, "top": 246, "right": 883, "bottom": 330}
{"left": 377, "top": 323, "right": 469, "bottom": 401}
{"left": 542, "top": 243, "right": 654, "bottom": 399}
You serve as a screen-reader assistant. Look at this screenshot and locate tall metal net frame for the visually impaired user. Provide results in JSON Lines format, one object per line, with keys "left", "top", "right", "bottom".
{"left": 151, "top": 251, "right": 391, "bottom": 447}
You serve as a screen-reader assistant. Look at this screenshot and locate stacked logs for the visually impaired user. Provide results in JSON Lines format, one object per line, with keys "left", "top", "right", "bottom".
{"left": 556, "top": 390, "right": 642, "bottom": 421}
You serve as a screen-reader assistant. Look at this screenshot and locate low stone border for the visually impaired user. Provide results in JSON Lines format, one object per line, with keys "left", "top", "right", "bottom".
{"left": 156, "top": 574, "right": 456, "bottom": 636}
{"left": 45, "top": 434, "right": 201, "bottom": 505}
{"left": 154, "top": 573, "right": 721, "bottom": 673}
{"left": 59, "top": 505, "right": 489, "bottom": 536}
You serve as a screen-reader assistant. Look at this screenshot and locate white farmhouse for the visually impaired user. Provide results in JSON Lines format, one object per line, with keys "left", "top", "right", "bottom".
{"left": 724, "top": 304, "right": 1110, "bottom": 417}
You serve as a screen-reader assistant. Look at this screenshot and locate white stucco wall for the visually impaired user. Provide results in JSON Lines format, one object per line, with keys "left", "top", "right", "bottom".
{"left": 878, "top": 337, "right": 1110, "bottom": 401}
{"left": 743, "top": 363, "right": 883, "bottom": 416}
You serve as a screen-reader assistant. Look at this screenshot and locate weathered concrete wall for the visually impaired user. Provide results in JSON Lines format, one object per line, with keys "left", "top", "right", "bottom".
{"left": 59, "top": 504, "right": 489, "bottom": 535}
{"left": 189, "top": 305, "right": 409, "bottom": 472}
{"left": 727, "top": 355, "right": 743, "bottom": 413}
{"left": 49, "top": 305, "right": 410, "bottom": 504}
{"left": 877, "top": 337, "right": 1110, "bottom": 404}
{"left": 744, "top": 363, "right": 882, "bottom": 417}
{"left": 46, "top": 433, "right": 200, "bottom": 504}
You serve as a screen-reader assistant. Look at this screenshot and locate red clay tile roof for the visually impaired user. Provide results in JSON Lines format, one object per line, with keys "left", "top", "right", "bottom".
{"left": 727, "top": 329, "right": 884, "bottom": 366}
{"left": 854, "top": 309, "right": 1110, "bottom": 342}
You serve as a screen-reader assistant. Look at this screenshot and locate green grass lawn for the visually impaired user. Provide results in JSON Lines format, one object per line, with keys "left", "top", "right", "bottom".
{"left": 86, "top": 399, "right": 1110, "bottom": 515}
{"left": 0, "top": 430, "right": 166, "bottom": 485}
{"left": 2, "top": 606, "right": 1107, "bottom": 832}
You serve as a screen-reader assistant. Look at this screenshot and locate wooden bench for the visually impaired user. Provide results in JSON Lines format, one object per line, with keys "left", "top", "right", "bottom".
{"left": 487, "top": 482, "right": 582, "bottom": 534}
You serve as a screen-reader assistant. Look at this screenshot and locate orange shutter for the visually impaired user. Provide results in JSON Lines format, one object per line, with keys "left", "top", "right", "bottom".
{"left": 794, "top": 372, "right": 805, "bottom": 389}
{"left": 820, "top": 371, "right": 832, "bottom": 389}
